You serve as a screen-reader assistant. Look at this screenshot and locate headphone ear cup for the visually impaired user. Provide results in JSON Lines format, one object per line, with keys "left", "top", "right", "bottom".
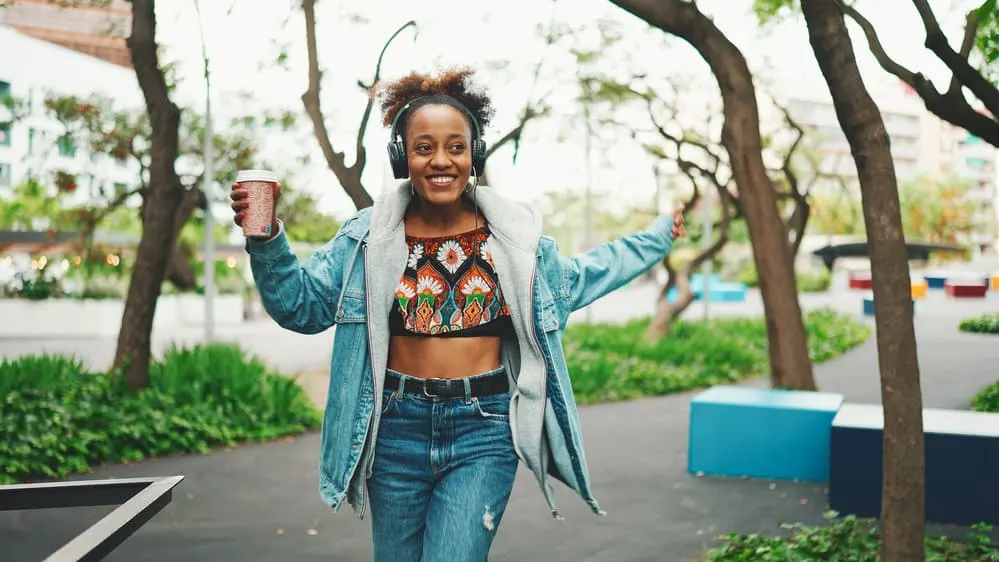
{"left": 472, "top": 138, "right": 487, "bottom": 177}
{"left": 387, "top": 140, "right": 409, "bottom": 179}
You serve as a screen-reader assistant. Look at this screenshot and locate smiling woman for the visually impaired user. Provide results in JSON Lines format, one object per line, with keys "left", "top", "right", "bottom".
{"left": 238, "top": 65, "right": 686, "bottom": 562}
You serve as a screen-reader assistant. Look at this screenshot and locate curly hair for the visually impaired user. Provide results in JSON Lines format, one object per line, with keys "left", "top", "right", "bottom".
{"left": 379, "top": 67, "right": 495, "bottom": 134}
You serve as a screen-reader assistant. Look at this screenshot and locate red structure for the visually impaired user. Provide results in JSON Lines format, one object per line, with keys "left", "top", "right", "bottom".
{"left": 848, "top": 271, "right": 873, "bottom": 290}
{"left": 945, "top": 280, "right": 988, "bottom": 298}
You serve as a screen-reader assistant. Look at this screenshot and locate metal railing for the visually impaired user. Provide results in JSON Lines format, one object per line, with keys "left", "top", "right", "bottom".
{"left": 0, "top": 475, "right": 184, "bottom": 562}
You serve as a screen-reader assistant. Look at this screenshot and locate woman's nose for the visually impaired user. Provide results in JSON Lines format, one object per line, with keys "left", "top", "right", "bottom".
{"left": 430, "top": 148, "right": 450, "bottom": 168}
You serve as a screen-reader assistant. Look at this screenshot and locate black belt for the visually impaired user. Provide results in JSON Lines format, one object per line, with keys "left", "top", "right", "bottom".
{"left": 385, "top": 371, "right": 509, "bottom": 399}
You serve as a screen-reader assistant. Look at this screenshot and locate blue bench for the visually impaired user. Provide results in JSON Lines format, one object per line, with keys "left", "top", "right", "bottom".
{"left": 923, "top": 271, "right": 990, "bottom": 290}
{"left": 830, "top": 403, "right": 999, "bottom": 525}
{"left": 862, "top": 296, "right": 915, "bottom": 317}
{"left": 666, "top": 281, "right": 748, "bottom": 303}
{"left": 688, "top": 386, "right": 844, "bottom": 482}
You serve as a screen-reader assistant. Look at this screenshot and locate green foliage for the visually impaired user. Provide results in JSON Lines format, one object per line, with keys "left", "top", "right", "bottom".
{"left": 562, "top": 308, "right": 869, "bottom": 404}
{"left": 972, "top": 377, "right": 999, "bottom": 412}
{"left": 705, "top": 511, "right": 999, "bottom": 561}
{"left": 752, "top": 0, "right": 798, "bottom": 25}
{"left": 279, "top": 186, "right": 342, "bottom": 244}
{"left": 975, "top": 0, "right": 999, "bottom": 81}
{"left": 960, "top": 312, "right": 999, "bottom": 335}
{"left": 732, "top": 264, "right": 831, "bottom": 293}
{"left": 0, "top": 344, "right": 321, "bottom": 484}
{"left": 796, "top": 267, "right": 832, "bottom": 292}
{"left": 809, "top": 174, "right": 982, "bottom": 244}
{"left": 808, "top": 191, "right": 865, "bottom": 236}
{"left": 899, "top": 174, "right": 980, "bottom": 246}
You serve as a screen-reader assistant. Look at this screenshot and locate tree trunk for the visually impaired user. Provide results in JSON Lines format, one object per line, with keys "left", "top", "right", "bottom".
{"left": 646, "top": 273, "right": 695, "bottom": 341}
{"left": 609, "top": 0, "right": 815, "bottom": 390}
{"left": 800, "top": 2, "right": 926, "bottom": 560}
{"left": 163, "top": 186, "right": 205, "bottom": 290}
{"left": 113, "top": 0, "right": 183, "bottom": 392}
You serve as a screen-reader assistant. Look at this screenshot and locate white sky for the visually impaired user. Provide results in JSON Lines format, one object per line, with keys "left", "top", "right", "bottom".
{"left": 148, "top": 0, "right": 984, "bottom": 219}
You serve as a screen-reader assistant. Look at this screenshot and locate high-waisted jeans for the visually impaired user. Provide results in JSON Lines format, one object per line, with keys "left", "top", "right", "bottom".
{"left": 368, "top": 367, "right": 519, "bottom": 562}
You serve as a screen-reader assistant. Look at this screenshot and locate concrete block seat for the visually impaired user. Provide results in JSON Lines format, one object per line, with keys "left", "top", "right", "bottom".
{"left": 830, "top": 404, "right": 999, "bottom": 526}
{"left": 945, "top": 278, "right": 989, "bottom": 298}
{"left": 923, "top": 271, "right": 950, "bottom": 289}
{"left": 666, "top": 280, "right": 748, "bottom": 303}
{"left": 688, "top": 386, "right": 844, "bottom": 482}
{"left": 848, "top": 271, "right": 872, "bottom": 290}
{"left": 911, "top": 278, "right": 928, "bottom": 299}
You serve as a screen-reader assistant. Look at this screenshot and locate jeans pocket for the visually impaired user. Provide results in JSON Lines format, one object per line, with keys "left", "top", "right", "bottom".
{"left": 381, "top": 392, "right": 400, "bottom": 416}
{"left": 472, "top": 395, "right": 510, "bottom": 421}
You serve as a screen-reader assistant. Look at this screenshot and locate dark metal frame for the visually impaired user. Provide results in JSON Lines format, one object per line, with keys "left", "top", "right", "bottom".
{"left": 0, "top": 475, "right": 184, "bottom": 562}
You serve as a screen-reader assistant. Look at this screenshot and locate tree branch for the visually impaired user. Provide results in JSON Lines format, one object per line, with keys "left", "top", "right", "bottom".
{"left": 300, "top": 0, "right": 374, "bottom": 209}
{"left": 355, "top": 20, "right": 418, "bottom": 173}
{"left": 948, "top": 10, "right": 981, "bottom": 96}
{"left": 912, "top": 0, "right": 999, "bottom": 117}
{"left": 836, "top": 0, "right": 999, "bottom": 147}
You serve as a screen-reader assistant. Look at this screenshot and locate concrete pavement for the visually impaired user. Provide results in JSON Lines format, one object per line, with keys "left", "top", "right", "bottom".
{"left": 2, "top": 277, "right": 998, "bottom": 561}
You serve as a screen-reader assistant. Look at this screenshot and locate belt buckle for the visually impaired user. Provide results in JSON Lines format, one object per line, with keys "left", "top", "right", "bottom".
{"left": 423, "top": 378, "right": 445, "bottom": 398}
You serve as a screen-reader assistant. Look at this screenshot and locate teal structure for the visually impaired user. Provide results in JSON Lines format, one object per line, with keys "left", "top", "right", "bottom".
{"left": 665, "top": 274, "right": 747, "bottom": 303}
{"left": 688, "top": 386, "right": 845, "bottom": 482}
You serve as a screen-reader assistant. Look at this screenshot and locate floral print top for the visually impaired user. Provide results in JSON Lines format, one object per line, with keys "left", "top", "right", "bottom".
{"left": 389, "top": 225, "right": 514, "bottom": 338}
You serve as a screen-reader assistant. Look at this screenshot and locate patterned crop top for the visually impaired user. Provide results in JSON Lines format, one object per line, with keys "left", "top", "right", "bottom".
{"left": 389, "top": 225, "right": 515, "bottom": 339}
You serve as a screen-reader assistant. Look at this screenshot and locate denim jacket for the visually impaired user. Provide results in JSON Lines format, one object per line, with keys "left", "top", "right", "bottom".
{"left": 246, "top": 183, "right": 675, "bottom": 520}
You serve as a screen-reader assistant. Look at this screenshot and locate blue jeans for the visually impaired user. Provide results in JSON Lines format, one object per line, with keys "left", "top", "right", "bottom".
{"left": 368, "top": 368, "right": 519, "bottom": 562}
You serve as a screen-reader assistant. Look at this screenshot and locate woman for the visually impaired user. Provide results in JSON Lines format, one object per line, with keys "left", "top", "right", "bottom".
{"left": 231, "top": 67, "right": 685, "bottom": 562}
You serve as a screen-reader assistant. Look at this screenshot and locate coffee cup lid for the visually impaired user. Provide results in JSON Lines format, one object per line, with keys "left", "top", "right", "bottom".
{"left": 236, "top": 169, "right": 278, "bottom": 183}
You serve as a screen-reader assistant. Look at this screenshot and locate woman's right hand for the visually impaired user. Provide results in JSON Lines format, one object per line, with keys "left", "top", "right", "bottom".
{"left": 230, "top": 181, "right": 282, "bottom": 231}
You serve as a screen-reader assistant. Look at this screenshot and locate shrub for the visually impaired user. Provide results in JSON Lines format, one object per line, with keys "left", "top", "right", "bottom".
{"left": 734, "top": 264, "right": 831, "bottom": 293}
{"left": 703, "top": 512, "right": 999, "bottom": 561}
{"left": 796, "top": 267, "right": 832, "bottom": 293}
{"left": 971, "top": 372, "right": 999, "bottom": 413}
{"left": 0, "top": 344, "right": 321, "bottom": 484}
{"left": 959, "top": 313, "right": 999, "bottom": 335}
{"left": 563, "top": 308, "right": 870, "bottom": 404}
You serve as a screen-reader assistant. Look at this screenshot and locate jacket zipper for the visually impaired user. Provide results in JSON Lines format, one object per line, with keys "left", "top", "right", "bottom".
{"left": 525, "top": 259, "right": 559, "bottom": 519}
{"left": 361, "top": 244, "right": 378, "bottom": 519}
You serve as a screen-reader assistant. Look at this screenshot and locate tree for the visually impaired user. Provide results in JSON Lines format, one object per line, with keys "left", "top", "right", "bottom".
{"left": 899, "top": 174, "right": 979, "bottom": 246}
{"left": 799, "top": 1, "right": 926, "bottom": 560}
{"left": 604, "top": 0, "right": 816, "bottom": 390}
{"left": 300, "top": 3, "right": 561, "bottom": 210}
{"left": 760, "top": 0, "right": 999, "bottom": 147}
{"left": 114, "top": 0, "right": 185, "bottom": 391}
{"left": 34, "top": 93, "right": 281, "bottom": 290}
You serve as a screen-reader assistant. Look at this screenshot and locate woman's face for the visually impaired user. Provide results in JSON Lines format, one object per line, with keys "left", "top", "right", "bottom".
{"left": 405, "top": 104, "right": 473, "bottom": 207}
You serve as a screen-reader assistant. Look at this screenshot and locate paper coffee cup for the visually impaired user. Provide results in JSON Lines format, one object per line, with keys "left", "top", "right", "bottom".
{"left": 236, "top": 169, "right": 277, "bottom": 238}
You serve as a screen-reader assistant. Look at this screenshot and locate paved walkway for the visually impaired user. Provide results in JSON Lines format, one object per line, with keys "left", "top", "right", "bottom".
{"left": 2, "top": 281, "right": 998, "bottom": 561}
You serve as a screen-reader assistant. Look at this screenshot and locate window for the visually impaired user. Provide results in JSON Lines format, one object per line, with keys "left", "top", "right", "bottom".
{"left": 0, "top": 123, "right": 9, "bottom": 147}
{"left": 58, "top": 134, "right": 77, "bottom": 158}
{"left": 28, "top": 128, "right": 36, "bottom": 153}
{"left": 0, "top": 163, "right": 11, "bottom": 187}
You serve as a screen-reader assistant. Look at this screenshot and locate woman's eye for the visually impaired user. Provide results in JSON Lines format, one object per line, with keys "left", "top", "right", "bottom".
{"left": 450, "top": 144, "right": 465, "bottom": 151}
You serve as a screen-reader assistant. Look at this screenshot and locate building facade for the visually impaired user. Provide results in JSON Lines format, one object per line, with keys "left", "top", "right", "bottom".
{"left": 786, "top": 80, "right": 999, "bottom": 252}
{"left": 0, "top": 24, "right": 143, "bottom": 211}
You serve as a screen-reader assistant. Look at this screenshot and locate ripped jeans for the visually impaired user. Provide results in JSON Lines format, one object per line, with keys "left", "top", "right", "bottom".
{"left": 368, "top": 368, "right": 519, "bottom": 562}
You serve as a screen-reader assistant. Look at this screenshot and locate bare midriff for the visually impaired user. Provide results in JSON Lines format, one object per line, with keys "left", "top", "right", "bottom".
{"left": 387, "top": 336, "right": 502, "bottom": 379}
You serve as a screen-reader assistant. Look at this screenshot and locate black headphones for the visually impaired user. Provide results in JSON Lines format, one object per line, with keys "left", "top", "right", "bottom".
{"left": 386, "top": 96, "right": 487, "bottom": 180}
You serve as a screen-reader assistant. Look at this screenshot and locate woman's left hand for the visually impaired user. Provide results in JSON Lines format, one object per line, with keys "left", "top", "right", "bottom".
{"left": 670, "top": 204, "right": 687, "bottom": 240}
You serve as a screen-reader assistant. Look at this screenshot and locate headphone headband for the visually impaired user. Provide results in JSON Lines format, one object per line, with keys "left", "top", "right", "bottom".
{"left": 389, "top": 95, "right": 482, "bottom": 143}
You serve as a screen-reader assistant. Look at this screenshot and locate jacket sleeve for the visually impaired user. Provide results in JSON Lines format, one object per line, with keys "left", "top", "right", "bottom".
{"left": 556, "top": 216, "right": 675, "bottom": 313}
{"left": 245, "top": 219, "right": 353, "bottom": 334}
